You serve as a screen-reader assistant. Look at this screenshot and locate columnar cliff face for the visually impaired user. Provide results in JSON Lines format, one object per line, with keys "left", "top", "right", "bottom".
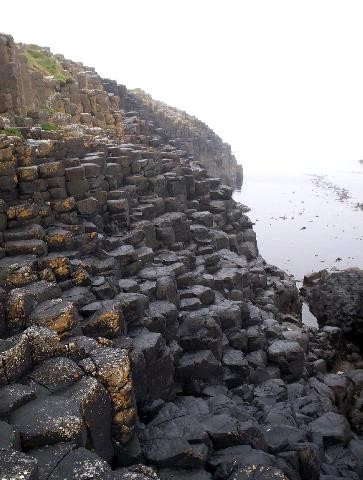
{"left": 0, "top": 35, "right": 363, "bottom": 480}
{"left": 0, "top": 34, "right": 123, "bottom": 137}
{"left": 102, "top": 83, "right": 243, "bottom": 188}
{"left": 0, "top": 34, "right": 241, "bottom": 187}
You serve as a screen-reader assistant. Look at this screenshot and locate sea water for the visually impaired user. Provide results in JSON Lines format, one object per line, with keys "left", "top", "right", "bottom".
{"left": 234, "top": 159, "right": 363, "bottom": 325}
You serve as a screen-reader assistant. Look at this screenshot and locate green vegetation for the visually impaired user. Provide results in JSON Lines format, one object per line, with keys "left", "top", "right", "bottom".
{"left": 41, "top": 122, "right": 58, "bottom": 132}
{"left": 130, "top": 88, "right": 145, "bottom": 94}
{"left": 23, "top": 45, "right": 68, "bottom": 82}
{"left": 0, "top": 127, "right": 22, "bottom": 137}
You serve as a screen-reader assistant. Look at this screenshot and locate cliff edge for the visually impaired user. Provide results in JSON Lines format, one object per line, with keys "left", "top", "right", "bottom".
{"left": 0, "top": 34, "right": 242, "bottom": 187}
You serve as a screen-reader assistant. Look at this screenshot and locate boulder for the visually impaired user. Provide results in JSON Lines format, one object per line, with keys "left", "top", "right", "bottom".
{"left": 309, "top": 412, "right": 353, "bottom": 447}
{"left": 0, "top": 333, "right": 32, "bottom": 384}
{"left": 83, "top": 300, "right": 125, "bottom": 338}
{"left": 304, "top": 268, "right": 363, "bottom": 344}
{"left": 9, "top": 376, "right": 114, "bottom": 460}
{"left": 27, "top": 299, "right": 79, "bottom": 335}
{"left": 47, "top": 447, "right": 111, "bottom": 479}
{"left": 27, "top": 443, "right": 75, "bottom": 480}
{"left": 267, "top": 340, "right": 304, "bottom": 381}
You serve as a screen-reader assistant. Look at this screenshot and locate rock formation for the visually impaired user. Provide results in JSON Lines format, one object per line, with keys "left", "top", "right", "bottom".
{"left": 101, "top": 83, "right": 243, "bottom": 188}
{"left": 0, "top": 33, "right": 241, "bottom": 188}
{"left": 0, "top": 34, "right": 362, "bottom": 480}
{"left": 304, "top": 268, "right": 363, "bottom": 346}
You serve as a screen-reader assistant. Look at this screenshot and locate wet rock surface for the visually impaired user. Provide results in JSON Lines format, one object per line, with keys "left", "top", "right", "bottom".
{"left": 0, "top": 35, "right": 362, "bottom": 480}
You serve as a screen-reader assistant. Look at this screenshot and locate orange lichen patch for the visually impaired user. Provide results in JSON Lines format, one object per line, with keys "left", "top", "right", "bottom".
{"left": 17, "top": 205, "right": 38, "bottom": 220}
{"left": 87, "top": 310, "right": 122, "bottom": 337}
{"left": 6, "top": 206, "right": 17, "bottom": 221}
{"left": 3, "top": 265, "right": 37, "bottom": 290}
{"left": 38, "top": 256, "right": 71, "bottom": 281}
{"left": 7, "top": 204, "right": 39, "bottom": 221}
{"left": 0, "top": 334, "right": 32, "bottom": 382}
{"left": 96, "top": 337, "right": 114, "bottom": 347}
{"left": 89, "top": 347, "right": 136, "bottom": 443}
{"left": 12, "top": 269, "right": 34, "bottom": 288}
{"left": 6, "top": 290, "right": 34, "bottom": 331}
{"left": 46, "top": 231, "right": 74, "bottom": 250}
{"left": 50, "top": 197, "right": 76, "bottom": 213}
{"left": 113, "top": 407, "right": 136, "bottom": 427}
{"left": 39, "top": 268, "right": 56, "bottom": 283}
{"left": 71, "top": 267, "right": 90, "bottom": 286}
{"left": 112, "top": 406, "right": 136, "bottom": 442}
{"left": 109, "top": 381, "right": 134, "bottom": 412}
{"left": 91, "top": 348, "right": 130, "bottom": 389}
{"left": 14, "top": 144, "right": 32, "bottom": 161}
{"left": 27, "top": 299, "right": 78, "bottom": 336}
{"left": 48, "top": 305, "right": 78, "bottom": 334}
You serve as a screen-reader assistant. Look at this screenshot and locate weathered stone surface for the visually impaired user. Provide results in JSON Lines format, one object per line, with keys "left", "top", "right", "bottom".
{"left": 24, "top": 326, "right": 60, "bottom": 363}
{"left": 0, "top": 384, "right": 36, "bottom": 418}
{"left": 0, "top": 256, "right": 37, "bottom": 291}
{"left": 0, "top": 420, "right": 20, "bottom": 449}
{"left": 27, "top": 299, "right": 79, "bottom": 335}
{"left": 147, "top": 300, "right": 178, "bottom": 342}
{"left": 47, "top": 447, "right": 111, "bottom": 479}
{"left": 27, "top": 443, "right": 75, "bottom": 480}
{"left": 0, "top": 449, "right": 38, "bottom": 480}
{"left": 9, "top": 376, "right": 113, "bottom": 459}
{"left": 5, "top": 239, "right": 47, "bottom": 257}
{"left": 177, "top": 350, "right": 223, "bottom": 382}
{"left": 309, "top": 412, "right": 353, "bottom": 446}
{"left": 90, "top": 347, "right": 136, "bottom": 444}
{"left": 116, "top": 293, "right": 149, "bottom": 327}
{"left": 304, "top": 268, "right": 363, "bottom": 343}
{"left": 268, "top": 340, "right": 305, "bottom": 381}
{"left": 27, "top": 357, "right": 83, "bottom": 393}
{"left": 0, "top": 333, "right": 32, "bottom": 383}
{"left": 83, "top": 300, "right": 125, "bottom": 338}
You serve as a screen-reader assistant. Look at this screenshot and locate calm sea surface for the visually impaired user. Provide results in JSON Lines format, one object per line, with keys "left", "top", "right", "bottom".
{"left": 234, "top": 160, "right": 363, "bottom": 325}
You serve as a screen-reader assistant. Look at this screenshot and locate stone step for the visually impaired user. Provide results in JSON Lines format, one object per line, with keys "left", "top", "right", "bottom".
{"left": 5, "top": 239, "right": 47, "bottom": 257}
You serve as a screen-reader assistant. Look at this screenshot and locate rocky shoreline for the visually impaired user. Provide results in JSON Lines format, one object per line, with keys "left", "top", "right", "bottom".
{"left": 0, "top": 34, "right": 362, "bottom": 480}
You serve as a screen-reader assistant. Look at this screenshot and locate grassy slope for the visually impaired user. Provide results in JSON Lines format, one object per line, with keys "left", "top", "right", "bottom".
{"left": 23, "top": 45, "right": 67, "bottom": 82}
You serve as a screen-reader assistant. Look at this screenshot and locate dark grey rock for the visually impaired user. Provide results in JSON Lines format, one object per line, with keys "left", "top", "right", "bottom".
{"left": 0, "top": 449, "right": 38, "bottom": 480}
{"left": 28, "top": 442, "right": 76, "bottom": 480}
{"left": 304, "top": 268, "right": 363, "bottom": 342}
{"left": 48, "top": 447, "right": 111, "bottom": 479}
{"left": 309, "top": 412, "right": 353, "bottom": 446}
{"left": 0, "top": 384, "right": 36, "bottom": 418}
{"left": 0, "top": 420, "right": 20, "bottom": 449}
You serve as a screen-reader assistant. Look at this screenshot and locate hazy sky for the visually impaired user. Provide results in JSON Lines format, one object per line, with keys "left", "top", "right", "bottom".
{"left": 2, "top": 0, "right": 363, "bottom": 173}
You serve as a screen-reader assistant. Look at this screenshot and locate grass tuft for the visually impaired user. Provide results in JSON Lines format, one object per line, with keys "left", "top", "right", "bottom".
{"left": 1, "top": 127, "right": 22, "bottom": 137}
{"left": 41, "top": 122, "right": 58, "bottom": 132}
{"left": 23, "top": 45, "right": 68, "bottom": 82}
